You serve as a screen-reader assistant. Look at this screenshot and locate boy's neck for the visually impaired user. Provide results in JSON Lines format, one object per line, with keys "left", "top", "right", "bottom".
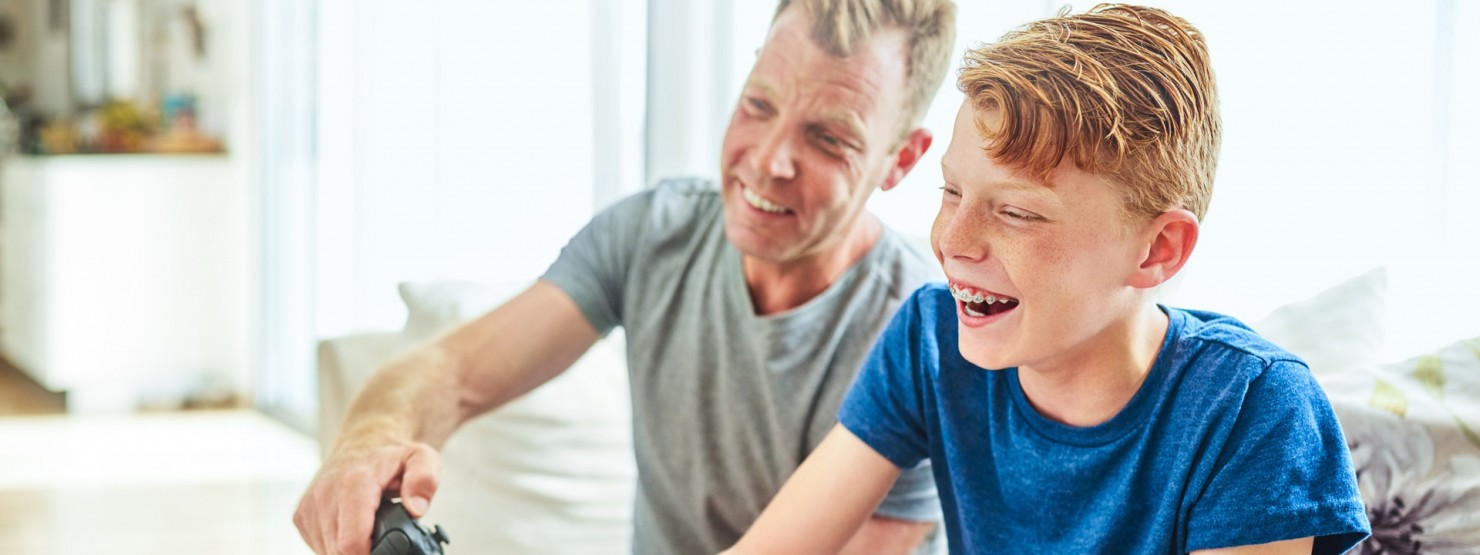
{"left": 1015, "top": 304, "right": 1170, "bottom": 428}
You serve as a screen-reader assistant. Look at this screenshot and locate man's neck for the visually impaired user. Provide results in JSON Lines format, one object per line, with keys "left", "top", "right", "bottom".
{"left": 741, "top": 215, "right": 882, "bottom": 316}
{"left": 1016, "top": 303, "right": 1170, "bottom": 428}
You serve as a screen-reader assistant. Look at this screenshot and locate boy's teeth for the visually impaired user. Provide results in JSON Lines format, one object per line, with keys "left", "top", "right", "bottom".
{"left": 950, "top": 284, "right": 1016, "bottom": 305}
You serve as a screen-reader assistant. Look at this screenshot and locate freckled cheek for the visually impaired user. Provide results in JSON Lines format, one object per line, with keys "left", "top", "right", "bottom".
{"left": 1000, "top": 237, "right": 1067, "bottom": 290}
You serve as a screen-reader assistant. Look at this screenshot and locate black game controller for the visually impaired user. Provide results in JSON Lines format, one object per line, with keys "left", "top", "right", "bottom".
{"left": 370, "top": 496, "right": 451, "bottom": 555}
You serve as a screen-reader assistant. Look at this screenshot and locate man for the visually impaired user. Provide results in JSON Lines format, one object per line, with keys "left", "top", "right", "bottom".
{"left": 294, "top": 1, "right": 957, "bottom": 553}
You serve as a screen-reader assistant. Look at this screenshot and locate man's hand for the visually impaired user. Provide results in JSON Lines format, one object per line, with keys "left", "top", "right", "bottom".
{"left": 294, "top": 439, "right": 443, "bottom": 555}
{"left": 293, "top": 281, "right": 600, "bottom": 554}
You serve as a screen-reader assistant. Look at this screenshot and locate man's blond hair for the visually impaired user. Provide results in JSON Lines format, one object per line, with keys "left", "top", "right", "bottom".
{"left": 959, "top": 4, "right": 1220, "bottom": 221}
{"left": 775, "top": 0, "right": 957, "bottom": 142}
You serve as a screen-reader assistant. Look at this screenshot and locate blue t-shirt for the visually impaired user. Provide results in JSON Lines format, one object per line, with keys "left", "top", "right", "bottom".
{"left": 839, "top": 283, "right": 1370, "bottom": 554}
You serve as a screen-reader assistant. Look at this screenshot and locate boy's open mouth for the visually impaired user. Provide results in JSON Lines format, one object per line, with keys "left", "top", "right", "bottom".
{"left": 950, "top": 283, "right": 1020, "bottom": 318}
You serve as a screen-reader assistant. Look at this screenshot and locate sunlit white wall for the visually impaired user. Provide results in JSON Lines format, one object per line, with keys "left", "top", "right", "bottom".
{"left": 702, "top": 0, "right": 1480, "bottom": 361}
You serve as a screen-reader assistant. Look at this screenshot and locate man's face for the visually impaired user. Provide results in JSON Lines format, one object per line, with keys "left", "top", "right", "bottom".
{"left": 933, "top": 99, "right": 1149, "bottom": 372}
{"left": 719, "top": 7, "right": 911, "bottom": 265}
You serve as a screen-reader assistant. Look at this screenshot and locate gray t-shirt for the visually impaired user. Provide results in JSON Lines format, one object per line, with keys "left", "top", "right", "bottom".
{"left": 542, "top": 178, "right": 943, "bottom": 554}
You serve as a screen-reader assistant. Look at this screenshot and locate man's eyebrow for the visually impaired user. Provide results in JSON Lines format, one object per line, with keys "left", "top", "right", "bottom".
{"left": 744, "top": 79, "right": 780, "bottom": 101}
{"left": 817, "top": 108, "right": 867, "bottom": 144}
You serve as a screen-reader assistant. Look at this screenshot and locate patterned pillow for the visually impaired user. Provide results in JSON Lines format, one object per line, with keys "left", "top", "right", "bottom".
{"left": 1316, "top": 337, "right": 1480, "bottom": 553}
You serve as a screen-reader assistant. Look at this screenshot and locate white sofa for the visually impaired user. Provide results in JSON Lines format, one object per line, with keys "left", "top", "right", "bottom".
{"left": 318, "top": 271, "right": 1480, "bottom": 553}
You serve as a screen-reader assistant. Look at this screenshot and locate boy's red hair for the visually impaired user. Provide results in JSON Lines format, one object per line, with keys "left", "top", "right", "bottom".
{"left": 959, "top": 3, "right": 1220, "bottom": 221}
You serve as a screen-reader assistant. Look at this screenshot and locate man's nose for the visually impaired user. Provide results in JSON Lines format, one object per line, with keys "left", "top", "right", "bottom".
{"left": 752, "top": 127, "right": 798, "bottom": 181}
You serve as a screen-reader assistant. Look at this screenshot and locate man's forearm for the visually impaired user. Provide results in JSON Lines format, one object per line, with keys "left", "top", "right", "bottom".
{"left": 331, "top": 281, "right": 602, "bottom": 454}
{"left": 333, "top": 341, "right": 470, "bottom": 453}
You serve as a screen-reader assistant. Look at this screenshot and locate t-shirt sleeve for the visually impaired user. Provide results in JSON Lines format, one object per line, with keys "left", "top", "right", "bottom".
{"left": 1186, "top": 359, "right": 1371, "bottom": 554}
{"left": 839, "top": 287, "right": 934, "bottom": 473}
{"left": 873, "top": 458, "right": 942, "bottom": 523}
{"left": 539, "top": 189, "right": 653, "bottom": 334}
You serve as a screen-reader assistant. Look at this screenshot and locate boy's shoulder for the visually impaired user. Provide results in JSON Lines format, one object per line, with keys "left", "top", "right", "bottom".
{"left": 1168, "top": 307, "right": 1310, "bottom": 379}
{"left": 907, "top": 282, "right": 958, "bottom": 321}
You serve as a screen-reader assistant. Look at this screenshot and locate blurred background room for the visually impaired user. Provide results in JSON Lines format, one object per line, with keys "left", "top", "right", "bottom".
{"left": 0, "top": 0, "right": 1475, "bottom": 553}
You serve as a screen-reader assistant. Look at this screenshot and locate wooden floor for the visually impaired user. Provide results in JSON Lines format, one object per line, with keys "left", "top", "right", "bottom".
{"left": 0, "top": 357, "right": 65, "bottom": 416}
{"left": 0, "top": 367, "right": 320, "bottom": 554}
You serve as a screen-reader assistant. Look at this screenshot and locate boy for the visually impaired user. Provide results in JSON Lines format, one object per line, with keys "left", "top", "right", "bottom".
{"left": 723, "top": 4, "right": 1370, "bottom": 554}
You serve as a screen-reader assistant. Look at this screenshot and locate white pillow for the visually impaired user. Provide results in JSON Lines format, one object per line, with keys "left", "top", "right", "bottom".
{"left": 397, "top": 280, "right": 636, "bottom": 555}
{"left": 396, "top": 280, "right": 523, "bottom": 348}
{"left": 1252, "top": 267, "right": 1388, "bottom": 376}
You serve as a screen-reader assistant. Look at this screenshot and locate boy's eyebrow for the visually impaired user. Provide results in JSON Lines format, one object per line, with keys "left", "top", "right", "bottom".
{"left": 942, "top": 162, "right": 1058, "bottom": 199}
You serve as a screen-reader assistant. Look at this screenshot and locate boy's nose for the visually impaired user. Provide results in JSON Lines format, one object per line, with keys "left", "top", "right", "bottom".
{"left": 935, "top": 212, "right": 990, "bottom": 262}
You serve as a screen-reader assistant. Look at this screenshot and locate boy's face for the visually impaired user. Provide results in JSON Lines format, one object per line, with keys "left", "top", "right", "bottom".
{"left": 933, "top": 100, "right": 1151, "bottom": 372}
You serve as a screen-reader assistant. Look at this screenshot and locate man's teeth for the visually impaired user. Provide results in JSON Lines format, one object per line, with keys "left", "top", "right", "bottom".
{"left": 949, "top": 284, "right": 1017, "bottom": 305}
{"left": 742, "top": 187, "right": 788, "bottom": 214}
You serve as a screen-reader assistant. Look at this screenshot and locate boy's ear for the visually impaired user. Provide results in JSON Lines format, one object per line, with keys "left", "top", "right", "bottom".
{"left": 880, "top": 128, "right": 932, "bottom": 192}
{"left": 1127, "top": 209, "right": 1199, "bottom": 289}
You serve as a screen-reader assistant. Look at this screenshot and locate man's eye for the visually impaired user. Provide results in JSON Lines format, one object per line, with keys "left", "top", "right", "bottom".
{"left": 939, "top": 185, "right": 960, "bottom": 198}
{"left": 746, "top": 97, "right": 768, "bottom": 111}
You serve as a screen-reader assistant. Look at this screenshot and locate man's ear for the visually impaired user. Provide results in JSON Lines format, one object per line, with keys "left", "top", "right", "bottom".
{"left": 881, "top": 128, "right": 932, "bottom": 191}
{"left": 1127, "top": 209, "right": 1199, "bottom": 289}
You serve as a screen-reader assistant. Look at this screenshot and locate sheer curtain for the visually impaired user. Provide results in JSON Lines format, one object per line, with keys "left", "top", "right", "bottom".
{"left": 312, "top": 0, "right": 647, "bottom": 337}
{"left": 256, "top": 0, "right": 319, "bottom": 430}
{"left": 257, "top": 0, "right": 647, "bottom": 431}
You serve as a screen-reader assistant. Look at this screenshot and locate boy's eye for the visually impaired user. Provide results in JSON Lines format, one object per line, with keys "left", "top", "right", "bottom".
{"left": 939, "top": 185, "right": 961, "bottom": 198}
{"left": 1001, "top": 207, "right": 1044, "bottom": 221}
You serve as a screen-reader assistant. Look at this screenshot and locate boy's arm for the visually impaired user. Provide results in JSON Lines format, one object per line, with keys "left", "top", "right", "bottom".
{"left": 723, "top": 424, "right": 907, "bottom": 555}
{"left": 1191, "top": 536, "right": 1313, "bottom": 554}
{"left": 839, "top": 516, "right": 934, "bottom": 555}
{"left": 295, "top": 281, "right": 601, "bottom": 555}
